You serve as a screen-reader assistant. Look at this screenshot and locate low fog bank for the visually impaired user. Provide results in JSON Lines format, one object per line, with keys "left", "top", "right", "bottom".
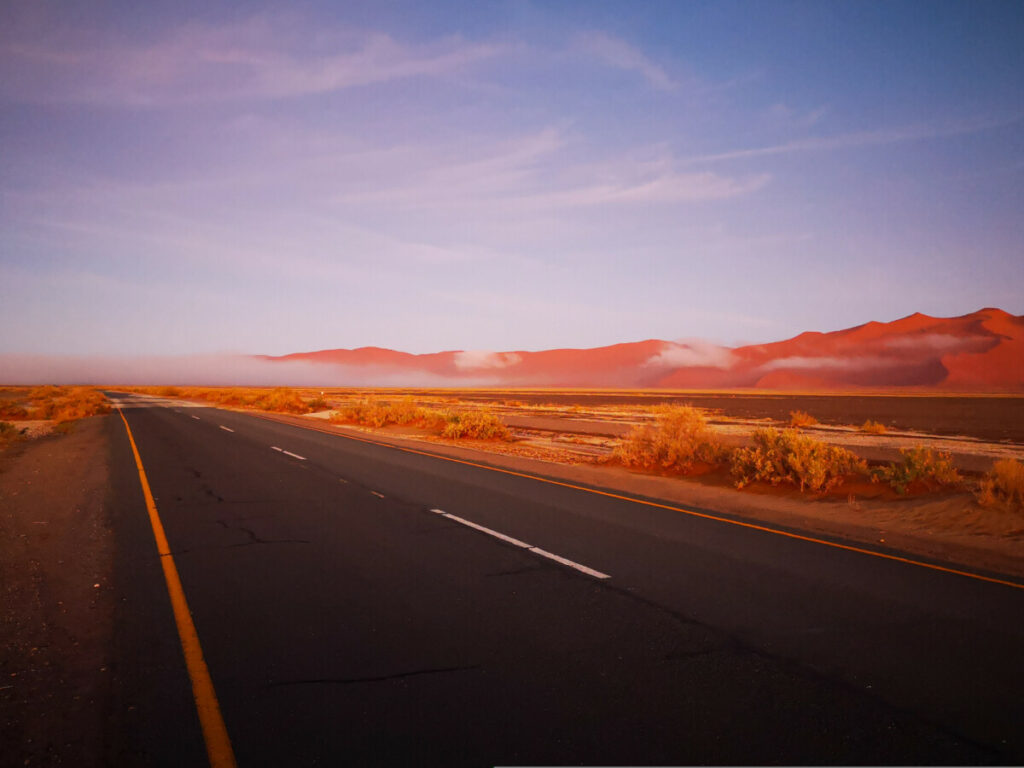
{"left": 0, "top": 355, "right": 495, "bottom": 387}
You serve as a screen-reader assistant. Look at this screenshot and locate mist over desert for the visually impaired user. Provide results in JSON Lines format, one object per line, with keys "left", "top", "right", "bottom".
{"left": 3, "top": 307, "right": 1021, "bottom": 390}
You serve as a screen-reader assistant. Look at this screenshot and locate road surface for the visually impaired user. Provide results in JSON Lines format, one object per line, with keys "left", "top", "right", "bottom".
{"left": 102, "top": 393, "right": 1024, "bottom": 765}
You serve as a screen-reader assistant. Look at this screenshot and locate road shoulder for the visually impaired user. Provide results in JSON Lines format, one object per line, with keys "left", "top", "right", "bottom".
{"left": 0, "top": 415, "right": 115, "bottom": 766}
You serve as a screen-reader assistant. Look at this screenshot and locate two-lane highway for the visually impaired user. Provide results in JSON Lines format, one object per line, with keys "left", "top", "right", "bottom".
{"left": 103, "top": 393, "right": 1024, "bottom": 765}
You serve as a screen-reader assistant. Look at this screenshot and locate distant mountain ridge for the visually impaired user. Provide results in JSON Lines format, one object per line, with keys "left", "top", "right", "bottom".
{"left": 259, "top": 308, "right": 1024, "bottom": 391}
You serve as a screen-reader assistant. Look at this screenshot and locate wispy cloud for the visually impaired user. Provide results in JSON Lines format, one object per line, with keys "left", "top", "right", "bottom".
{"left": 685, "top": 114, "right": 1023, "bottom": 164}
{"left": 332, "top": 129, "right": 768, "bottom": 211}
{"left": 573, "top": 31, "right": 675, "bottom": 90}
{"left": 0, "top": 14, "right": 504, "bottom": 105}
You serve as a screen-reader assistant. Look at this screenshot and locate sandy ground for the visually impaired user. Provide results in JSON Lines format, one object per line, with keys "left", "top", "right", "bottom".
{"left": 0, "top": 416, "right": 114, "bottom": 767}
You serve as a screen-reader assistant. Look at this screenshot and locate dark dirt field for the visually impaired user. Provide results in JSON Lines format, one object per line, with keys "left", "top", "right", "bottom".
{"left": 0, "top": 416, "right": 114, "bottom": 767}
{"left": 343, "top": 390, "right": 1024, "bottom": 444}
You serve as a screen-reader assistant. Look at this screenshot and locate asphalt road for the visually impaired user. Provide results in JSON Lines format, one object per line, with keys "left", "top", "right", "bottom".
{"left": 102, "top": 393, "right": 1024, "bottom": 766}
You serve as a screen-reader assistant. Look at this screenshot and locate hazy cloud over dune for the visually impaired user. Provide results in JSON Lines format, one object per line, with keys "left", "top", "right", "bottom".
{"left": 644, "top": 341, "right": 736, "bottom": 369}
{"left": 452, "top": 350, "right": 523, "bottom": 370}
{"left": 759, "top": 355, "right": 903, "bottom": 372}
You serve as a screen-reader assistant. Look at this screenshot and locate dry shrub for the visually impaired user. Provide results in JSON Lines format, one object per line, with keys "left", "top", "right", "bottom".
{"left": 871, "top": 447, "right": 961, "bottom": 495}
{"left": 306, "top": 394, "right": 329, "bottom": 411}
{"left": 441, "top": 409, "right": 511, "bottom": 440}
{"left": 615, "top": 405, "right": 724, "bottom": 474}
{"left": 47, "top": 388, "right": 111, "bottom": 423}
{"left": 0, "top": 420, "right": 23, "bottom": 446}
{"left": 789, "top": 410, "right": 818, "bottom": 428}
{"left": 29, "top": 385, "right": 64, "bottom": 403}
{"left": 331, "top": 397, "right": 443, "bottom": 429}
{"left": 157, "top": 386, "right": 181, "bottom": 397}
{"left": 0, "top": 402, "right": 29, "bottom": 420}
{"left": 859, "top": 420, "right": 888, "bottom": 434}
{"left": 732, "top": 428, "right": 866, "bottom": 493}
{"left": 332, "top": 398, "right": 389, "bottom": 427}
{"left": 251, "top": 387, "right": 311, "bottom": 414}
{"left": 976, "top": 459, "right": 1024, "bottom": 511}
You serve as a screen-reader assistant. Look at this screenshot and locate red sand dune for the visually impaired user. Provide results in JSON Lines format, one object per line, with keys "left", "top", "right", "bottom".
{"left": 260, "top": 308, "right": 1024, "bottom": 391}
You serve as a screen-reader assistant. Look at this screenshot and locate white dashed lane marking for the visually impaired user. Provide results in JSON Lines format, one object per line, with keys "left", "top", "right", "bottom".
{"left": 429, "top": 508, "right": 610, "bottom": 579}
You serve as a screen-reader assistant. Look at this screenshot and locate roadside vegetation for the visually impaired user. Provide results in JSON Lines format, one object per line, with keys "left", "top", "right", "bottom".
{"left": 331, "top": 396, "right": 443, "bottom": 429}
{"left": 125, "top": 386, "right": 321, "bottom": 414}
{"left": 859, "top": 420, "right": 888, "bottom": 434}
{"left": 976, "top": 459, "right": 1024, "bottom": 512}
{"left": 1, "top": 386, "right": 111, "bottom": 423}
{"left": 0, "top": 387, "right": 111, "bottom": 450}
{"left": 614, "top": 405, "right": 724, "bottom": 474}
{"left": 731, "top": 427, "right": 867, "bottom": 493}
{"left": 789, "top": 410, "right": 818, "bottom": 428}
{"left": 441, "top": 410, "right": 512, "bottom": 440}
{"left": 1, "top": 420, "right": 23, "bottom": 448}
{"left": 870, "top": 447, "right": 961, "bottom": 495}
{"left": 329, "top": 396, "right": 511, "bottom": 440}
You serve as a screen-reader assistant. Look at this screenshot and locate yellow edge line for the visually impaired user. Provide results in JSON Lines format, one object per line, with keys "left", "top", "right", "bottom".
{"left": 255, "top": 412, "right": 1024, "bottom": 592}
{"left": 118, "top": 408, "right": 238, "bottom": 768}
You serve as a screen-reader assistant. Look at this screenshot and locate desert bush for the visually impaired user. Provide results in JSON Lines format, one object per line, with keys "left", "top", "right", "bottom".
{"left": 251, "top": 387, "right": 311, "bottom": 414}
{"left": 0, "top": 402, "right": 29, "bottom": 420}
{"left": 29, "top": 385, "right": 65, "bottom": 403}
{"left": 976, "top": 459, "right": 1024, "bottom": 511}
{"left": 732, "top": 428, "right": 867, "bottom": 493}
{"left": 871, "top": 447, "right": 961, "bottom": 495}
{"left": 331, "top": 397, "right": 443, "bottom": 429}
{"left": 0, "top": 420, "right": 25, "bottom": 449}
{"left": 51, "top": 388, "right": 112, "bottom": 422}
{"left": 789, "top": 410, "right": 818, "bottom": 428}
{"left": 157, "top": 386, "right": 181, "bottom": 397}
{"left": 22, "top": 387, "right": 111, "bottom": 423}
{"left": 441, "top": 409, "right": 511, "bottom": 440}
{"left": 615, "top": 405, "right": 724, "bottom": 474}
{"left": 859, "top": 420, "right": 888, "bottom": 434}
{"left": 306, "top": 394, "right": 329, "bottom": 411}
{"left": 333, "top": 398, "right": 390, "bottom": 427}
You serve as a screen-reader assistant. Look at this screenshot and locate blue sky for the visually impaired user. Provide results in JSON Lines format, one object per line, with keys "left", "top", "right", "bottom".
{"left": 2, "top": 0, "right": 1022, "bottom": 357}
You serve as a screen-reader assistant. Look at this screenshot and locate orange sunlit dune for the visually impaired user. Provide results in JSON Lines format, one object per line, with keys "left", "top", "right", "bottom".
{"left": 262, "top": 308, "right": 1024, "bottom": 391}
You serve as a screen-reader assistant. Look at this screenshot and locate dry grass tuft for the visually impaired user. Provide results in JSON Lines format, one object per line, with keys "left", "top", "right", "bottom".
{"left": 859, "top": 420, "right": 888, "bottom": 434}
{"left": 871, "top": 447, "right": 961, "bottom": 495}
{"left": 976, "top": 459, "right": 1024, "bottom": 512}
{"left": 732, "top": 427, "right": 867, "bottom": 493}
{"left": 789, "top": 410, "right": 818, "bottom": 428}
{"left": 614, "top": 405, "right": 725, "bottom": 474}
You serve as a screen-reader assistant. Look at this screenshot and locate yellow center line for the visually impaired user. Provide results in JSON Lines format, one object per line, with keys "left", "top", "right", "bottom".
{"left": 253, "top": 411, "right": 1024, "bottom": 592}
{"left": 117, "top": 408, "right": 237, "bottom": 768}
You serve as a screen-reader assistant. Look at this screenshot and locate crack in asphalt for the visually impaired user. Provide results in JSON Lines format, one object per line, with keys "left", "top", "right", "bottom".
{"left": 267, "top": 665, "right": 481, "bottom": 688}
{"left": 211, "top": 519, "right": 311, "bottom": 546}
